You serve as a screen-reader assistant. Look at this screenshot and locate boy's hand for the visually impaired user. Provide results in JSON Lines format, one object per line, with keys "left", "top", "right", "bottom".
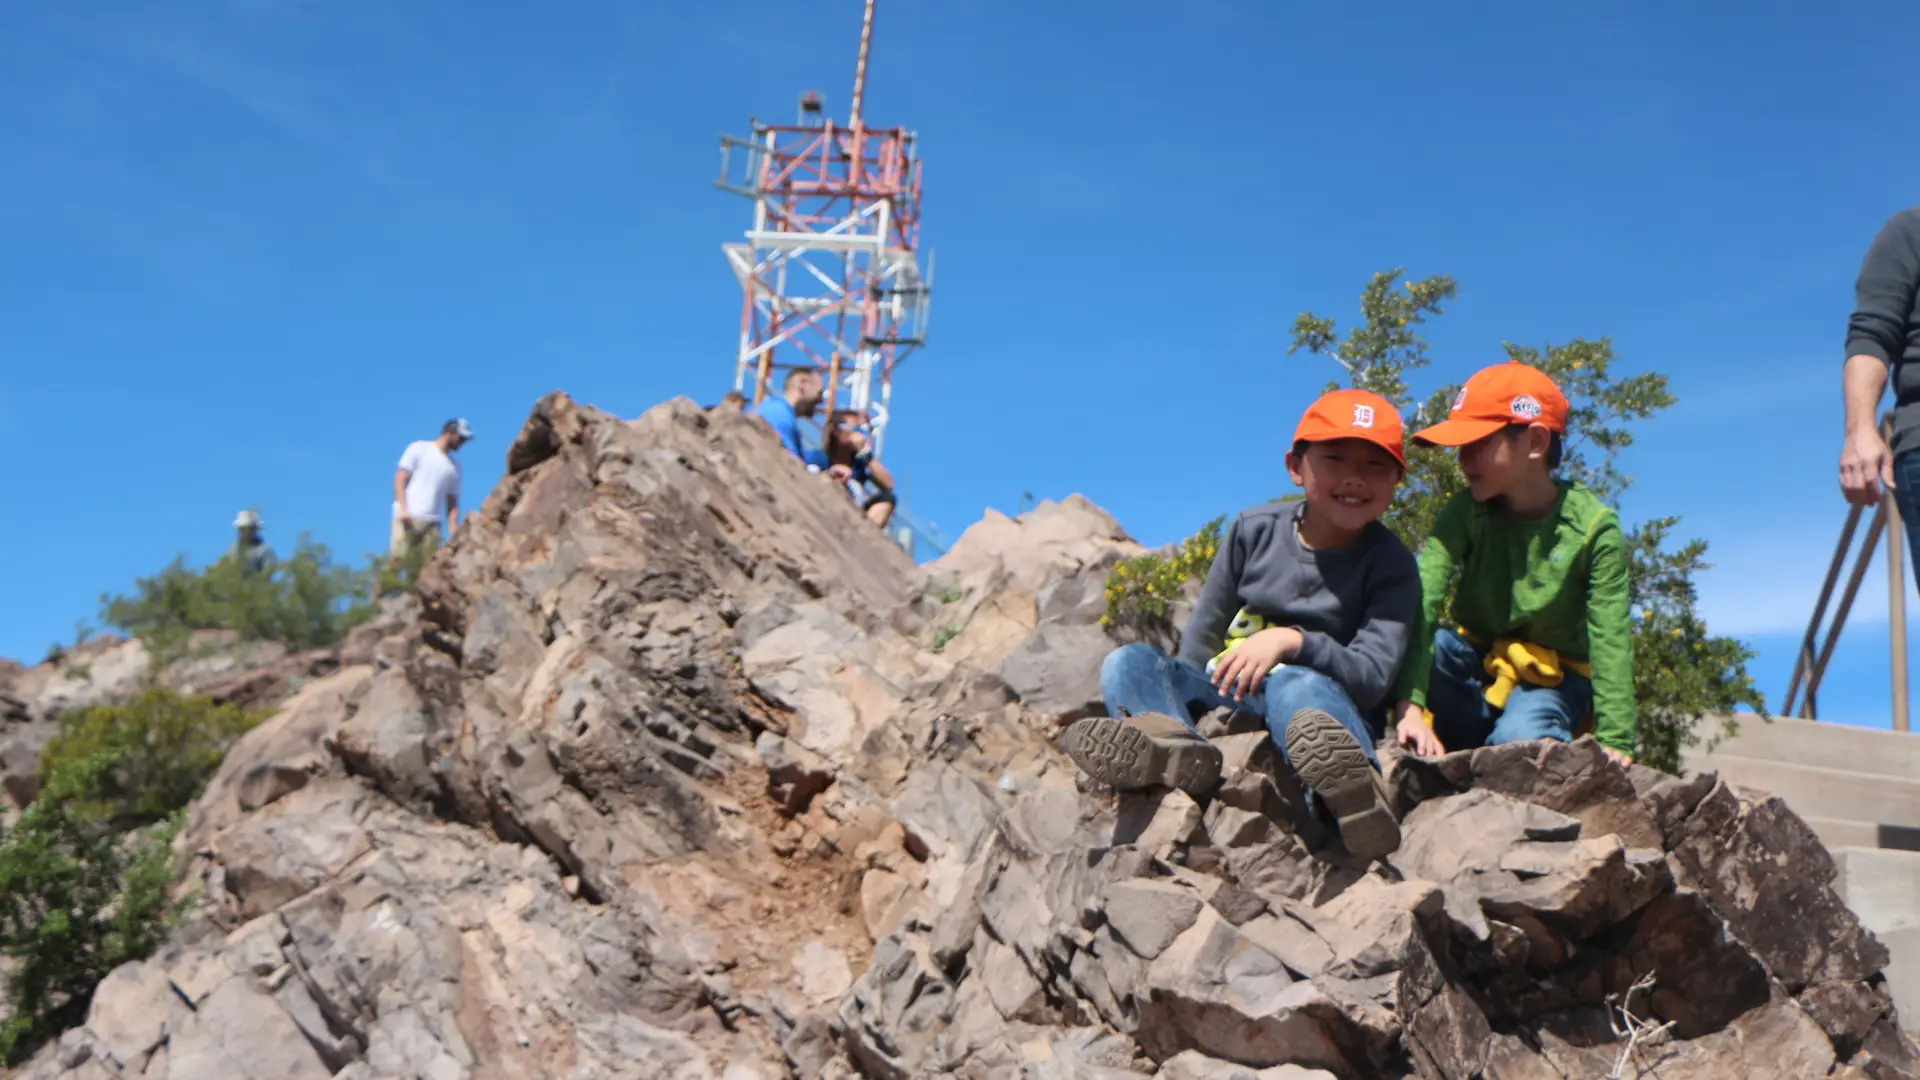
{"left": 1211, "top": 627, "right": 1301, "bottom": 701}
{"left": 1601, "top": 746, "right": 1634, "bottom": 767}
{"left": 1392, "top": 700, "right": 1446, "bottom": 758}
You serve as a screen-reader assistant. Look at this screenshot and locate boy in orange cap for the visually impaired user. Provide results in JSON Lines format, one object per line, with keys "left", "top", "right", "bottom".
{"left": 1062, "top": 389, "right": 1419, "bottom": 861}
{"left": 1388, "top": 361, "right": 1635, "bottom": 765}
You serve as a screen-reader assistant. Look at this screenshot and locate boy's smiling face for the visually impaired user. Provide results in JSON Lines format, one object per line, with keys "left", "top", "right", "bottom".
{"left": 1286, "top": 437, "right": 1402, "bottom": 533}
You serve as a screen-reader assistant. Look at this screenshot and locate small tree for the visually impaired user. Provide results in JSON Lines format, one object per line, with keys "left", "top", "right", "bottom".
{"left": 1290, "top": 269, "right": 1765, "bottom": 771}
{"left": 0, "top": 755, "right": 181, "bottom": 1065}
{"left": 38, "top": 690, "right": 258, "bottom": 828}
{"left": 100, "top": 535, "right": 377, "bottom": 665}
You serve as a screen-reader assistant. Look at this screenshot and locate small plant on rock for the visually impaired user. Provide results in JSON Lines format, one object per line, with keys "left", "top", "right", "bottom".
{"left": 1101, "top": 515, "right": 1225, "bottom": 642}
{"left": 37, "top": 689, "right": 258, "bottom": 828}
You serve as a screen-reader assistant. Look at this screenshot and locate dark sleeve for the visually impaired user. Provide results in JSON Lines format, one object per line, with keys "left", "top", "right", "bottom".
{"left": 1292, "top": 541, "right": 1420, "bottom": 712}
{"left": 1177, "top": 516, "right": 1245, "bottom": 669}
{"left": 1847, "top": 210, "right": 1920, "bottom": 365}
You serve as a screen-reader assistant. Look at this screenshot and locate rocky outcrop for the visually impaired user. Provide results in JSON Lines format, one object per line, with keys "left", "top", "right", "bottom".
{"left": 0, "top": 603, "right": 416, "bottom": 815}
{"left": 14, "top": 392, "right": 1920, "bottom": 1079}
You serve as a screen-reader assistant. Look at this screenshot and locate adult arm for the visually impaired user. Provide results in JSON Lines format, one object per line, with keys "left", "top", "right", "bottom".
{"left": 394, "top": 443, "right": 422, "bottom": 520}
{"left": 1584, "top": 512, "right": 1636, "bottom": 757}
{"left": 1291, "top": 544, "right": 1419, "bottom": 712}
{"left": 1842, "top": 212, "right": 1920, "bottom": 503}
{"left": 1176, "top": 516, "right": 1246, "bottom": 669}
{"left": 1390, "top": 497, "right": 1468, "bottom": 709}
{"left": 444, "top": 493, "right": 459, "bottom": 534}
{"left": 866, "top": 457, "right": 895, "bottom": 492}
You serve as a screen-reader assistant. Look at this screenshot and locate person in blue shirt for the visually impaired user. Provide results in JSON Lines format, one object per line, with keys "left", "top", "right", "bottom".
{"left": 754, "top": 369, "right": 829, "bottom": 469}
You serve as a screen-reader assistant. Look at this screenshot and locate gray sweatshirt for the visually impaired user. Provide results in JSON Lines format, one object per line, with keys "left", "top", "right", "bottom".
{"left": 1178, "top": 500, "right": 1419, "bottom": 712}
{"left": 1847, "top": 207, "right": 1920, "bottom": 456}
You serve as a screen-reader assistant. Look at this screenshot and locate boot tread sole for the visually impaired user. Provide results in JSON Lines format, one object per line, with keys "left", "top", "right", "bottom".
{"left": 1061, "top": 717, "right": 1221, "bottom": 795}
{"left": 1285, "top": 707, "right": 1399, "bottom": 861}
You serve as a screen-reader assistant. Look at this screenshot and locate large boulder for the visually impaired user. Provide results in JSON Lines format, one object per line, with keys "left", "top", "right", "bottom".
{"left": 15, "top": 392, "right": 1920, "bottom": 1079}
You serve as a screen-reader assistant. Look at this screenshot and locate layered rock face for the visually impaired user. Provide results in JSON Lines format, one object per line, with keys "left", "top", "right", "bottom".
{"left": 15, "top": 394, "right": 1919, "bottom": 1079}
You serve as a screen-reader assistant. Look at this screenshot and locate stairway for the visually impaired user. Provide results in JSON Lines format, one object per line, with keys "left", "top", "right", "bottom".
{"left": 1683, "top": 713, "right": 1920, "bottom": 1032}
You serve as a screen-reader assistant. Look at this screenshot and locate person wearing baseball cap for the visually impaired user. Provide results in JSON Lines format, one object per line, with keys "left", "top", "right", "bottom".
{"left": 1388, "top": 360, "right": 1636, "bottom": 767}
{"left": 1061, "top": 388, "right": 1419, "bottom": 862}
{"left": 388, "top": 418, "right": 474, "bottom": 583}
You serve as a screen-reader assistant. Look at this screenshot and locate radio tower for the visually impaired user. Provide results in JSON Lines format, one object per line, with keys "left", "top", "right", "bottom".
{"left": 714, "top": 0, "right": 932, "bottom": 464}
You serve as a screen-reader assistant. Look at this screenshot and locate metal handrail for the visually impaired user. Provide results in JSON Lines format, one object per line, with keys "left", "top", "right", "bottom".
{"left": 1783, "top": 416, "right": 1911, "bottom": 730}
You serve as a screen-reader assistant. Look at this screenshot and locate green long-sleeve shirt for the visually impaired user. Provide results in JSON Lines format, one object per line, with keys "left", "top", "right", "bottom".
{"left": 1391, "top": 481, "right": 1636, "bottom": 754}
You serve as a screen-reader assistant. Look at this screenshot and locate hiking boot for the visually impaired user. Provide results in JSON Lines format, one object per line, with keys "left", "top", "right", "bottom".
{"left": 1284, "top": 707, "right": 1400, "bottom": 861}
{"left": 1060, "top": 712, "right": 1223, "bottom": 795}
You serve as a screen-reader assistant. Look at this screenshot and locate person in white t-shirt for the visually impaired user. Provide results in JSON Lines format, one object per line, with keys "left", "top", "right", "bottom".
{"left": 390, "top": 418, "right": 473, "bottom": 572}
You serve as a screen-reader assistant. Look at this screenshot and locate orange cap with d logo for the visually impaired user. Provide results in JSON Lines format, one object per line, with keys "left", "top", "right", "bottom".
{"left": 1293, "top": 389, "right": 1406, "bottom": 467}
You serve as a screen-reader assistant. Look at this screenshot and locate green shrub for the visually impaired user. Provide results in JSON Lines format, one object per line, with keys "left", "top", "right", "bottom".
{"left": 100, "top": 535, "right": 377, "bottom": 664}
{"left": 0, "top": 755, "right": 183, "bottom": 1065}
{"left": 1102, "top": 515, "right": 1225, "bottom": 637}
{"left": 38, "top": 690, "right": 258, "bottom": 828}
{"left": 374, "top": 535, "right": 435, "bottom": 599}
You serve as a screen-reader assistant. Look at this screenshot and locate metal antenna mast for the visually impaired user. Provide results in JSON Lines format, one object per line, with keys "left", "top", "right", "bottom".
{"left": 849, "top": 0, "right": 876, "bottom": 129}
{"left": 713, "top": 0, "right": 932, "bottom": 462}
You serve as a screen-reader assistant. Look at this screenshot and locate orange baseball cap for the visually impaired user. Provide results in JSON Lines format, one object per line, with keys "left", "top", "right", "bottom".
{"left": 1293, "top": 389, "right": 1406, "bottom": 467}
{"left": 1412, "top": 361, "right": 1569, "bottom": 447}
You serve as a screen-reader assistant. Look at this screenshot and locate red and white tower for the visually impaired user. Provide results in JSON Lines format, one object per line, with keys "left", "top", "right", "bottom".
{"left": 715, "top": 0, "right": 931, "bottom": 461}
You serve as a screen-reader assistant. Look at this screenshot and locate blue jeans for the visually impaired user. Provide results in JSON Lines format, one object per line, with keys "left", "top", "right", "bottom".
{"left": 1099, "top": 643, "right": 1379, "bottom": 817}
{"left": 1425, "top": 627, "right": 1591, "bottom": 751}
{"left": 1893, "top": 448, "right": 1920, "bottom": 597}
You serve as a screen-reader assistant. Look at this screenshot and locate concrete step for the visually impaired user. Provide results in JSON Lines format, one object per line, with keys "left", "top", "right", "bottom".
{"left": 1834, "top": 847, "right": 1920, "bottom": 1034}
{"left": 1685, "top": 754, "right": 1920, "bottom": 831}
{"left": 1686, "top": 712, "right": 1920, "bottom": 780}
{"left": 1804, "top": 816, "right": 1920, "bottom": 853}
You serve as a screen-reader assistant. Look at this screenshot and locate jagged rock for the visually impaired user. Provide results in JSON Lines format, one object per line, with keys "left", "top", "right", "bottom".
{"left": 1131, "top": 906, "right": 1397, "bottom": 1073}
{"left": 1801, "top": 981, "right": 1895, "bottom": 1057}
{"left": 16, "top": 393, "right": 1920, "bottom": 1078}
{"left": 84, "top": 962, "right": 173, "bottom": 1071}
{"left": 1848, "top": 1017, "right": 1920, "bottom": 1078}
{"left": 1605, "top": 1001, "right": 1837, "bottom": 1078}
{"left": 1398, "top": 926, "right": 1492, "bottom": 1080}
{"left": 1296, "top": 880, "right": 1442, "bottom": 979}
{"left": 795, "top": 940, "right": 855, "bottom": 1004}
{"left": 1461, "top": 737, "right": 1662, "bottom": 850}
{"left": 1155, "top": 1050, "right": 1337, "bottom": 1078}
{"left": 1390, "top": 789, "right": 1582, "bottom": 880}
{"left": 1671, "top": 780, "right": 1890, "bottom": 989}
{"left": 757, "top": 732, "right": 836, "bottom": 814}
{"left": 1106, "top": 879, "right": 1206, "bottom": 960}
{"left": 1613, "top": 891, "right": 1772, "bottom": 1037}
{"left": 168, "top": 976, "right": 333, "bottom": 1080}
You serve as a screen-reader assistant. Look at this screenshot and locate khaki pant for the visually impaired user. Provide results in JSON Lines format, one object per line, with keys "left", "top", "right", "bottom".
{"left": 390, "top": 513, "right": 441, "bottom": 565}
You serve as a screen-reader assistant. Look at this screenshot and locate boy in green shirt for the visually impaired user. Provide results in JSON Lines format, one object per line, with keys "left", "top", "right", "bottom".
{"left": 1389, "top": 361, "right": 1636, "bottom": 765}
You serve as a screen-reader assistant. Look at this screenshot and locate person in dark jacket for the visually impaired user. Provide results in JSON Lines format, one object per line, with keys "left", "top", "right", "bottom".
{"left": 1842, "top": 207, "right": 1920, "bottom": 590}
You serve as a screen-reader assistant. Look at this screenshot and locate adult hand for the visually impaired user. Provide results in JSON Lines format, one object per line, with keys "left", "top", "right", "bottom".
{"left": 1840, "top": 426, "right": 1895, "bottom": 506}
{"left": 1393, "top": 701, "right": 1446, "bottom": 758}
{"left": 1210, "top": 627, "right": 1301, "bottom": 701}
{"left": 1601, "top": 745, "right": 1635, "bottom": 767}
{"left": 827, "top": 463, "right": 854, "bottom": 482}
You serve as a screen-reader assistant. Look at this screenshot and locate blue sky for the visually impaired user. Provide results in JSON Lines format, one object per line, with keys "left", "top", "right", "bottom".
{"left": 2, "top": 0, "right": 1916, "bottom": 731}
